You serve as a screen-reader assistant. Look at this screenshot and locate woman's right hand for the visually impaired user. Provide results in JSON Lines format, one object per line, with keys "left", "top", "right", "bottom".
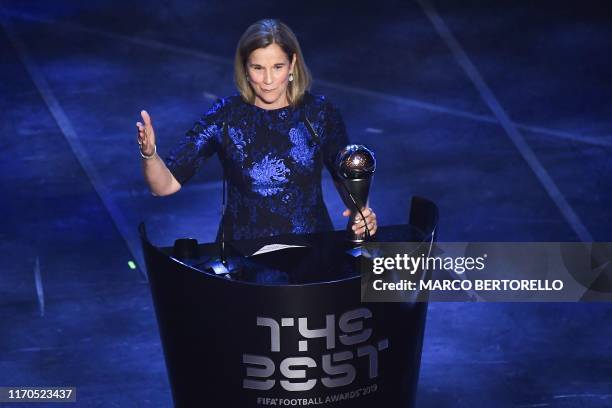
{"left": 136, "top": 110, "right": 156, "bottom": 156}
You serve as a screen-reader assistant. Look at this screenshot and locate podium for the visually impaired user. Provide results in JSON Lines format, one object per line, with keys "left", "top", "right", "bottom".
{"left": 140, "top": 197, "right": 438, "bottom": 407}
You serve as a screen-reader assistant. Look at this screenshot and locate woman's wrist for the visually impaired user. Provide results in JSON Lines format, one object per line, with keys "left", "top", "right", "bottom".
{"left": 140, "top": 144, "right": 157, "bottom": 159}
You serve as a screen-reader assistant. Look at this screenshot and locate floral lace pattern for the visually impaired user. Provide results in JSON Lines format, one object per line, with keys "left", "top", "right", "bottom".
{"left": 249, "top": 154, "right": 291, "bottom": 197}
{"left": 164, "top": 92, "right": 349, "bottom": 240}
{"left": 289, "top": 123, "right": 315, "bottom": 167}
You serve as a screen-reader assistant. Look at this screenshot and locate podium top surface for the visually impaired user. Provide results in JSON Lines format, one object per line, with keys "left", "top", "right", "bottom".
{"left": 152, "top": 224, "right": 425, "bottom": 286}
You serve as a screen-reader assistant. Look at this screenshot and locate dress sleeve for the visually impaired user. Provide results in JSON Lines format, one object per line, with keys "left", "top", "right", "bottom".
{"left": 164, "top": 99, "right": 225, "bottom": 185}
{"left": 321, "top": 100, "right": 350, "bottom": 179}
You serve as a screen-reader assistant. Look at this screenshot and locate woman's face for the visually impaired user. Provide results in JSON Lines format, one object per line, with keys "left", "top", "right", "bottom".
{"left": 246, "top": 43, "right": 296, "bottom": 110}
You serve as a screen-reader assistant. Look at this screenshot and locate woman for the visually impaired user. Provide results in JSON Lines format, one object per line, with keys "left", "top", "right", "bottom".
{"left": 136, "top": 19, "right": 377, "bottom": 241}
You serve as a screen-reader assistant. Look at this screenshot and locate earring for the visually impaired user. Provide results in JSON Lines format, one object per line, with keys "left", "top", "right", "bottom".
{"left": 289, "top": 73, "right": 294, "bottom": 82}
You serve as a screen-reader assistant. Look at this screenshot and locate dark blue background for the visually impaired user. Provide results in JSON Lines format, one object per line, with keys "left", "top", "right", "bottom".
{"left": 1, "top": 1, "right": 611, "bottom": 406}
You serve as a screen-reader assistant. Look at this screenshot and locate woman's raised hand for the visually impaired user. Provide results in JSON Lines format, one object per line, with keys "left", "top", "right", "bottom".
{"left": 136, "top": 110, "right": 156, "bottom": 156}
{"left": 135, "top": 109, "right": 181, "bottom": 196}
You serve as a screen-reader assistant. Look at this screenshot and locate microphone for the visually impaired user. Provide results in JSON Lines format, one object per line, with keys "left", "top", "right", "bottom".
{"left": 201, "top": 122, "right": 243, "bottom": 278}
{"left": 335, "top": 145, "right": 376, "bottom": 243}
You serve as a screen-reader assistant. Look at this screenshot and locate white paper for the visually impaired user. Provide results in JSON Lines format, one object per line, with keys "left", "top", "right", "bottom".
{"left": 251, "top": 244, "right": 307, "bottom": 256}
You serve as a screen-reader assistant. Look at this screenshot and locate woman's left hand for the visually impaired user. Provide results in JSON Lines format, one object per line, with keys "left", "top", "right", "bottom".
{"left": 342, "top": 207, "right": 377, "bottom": 236}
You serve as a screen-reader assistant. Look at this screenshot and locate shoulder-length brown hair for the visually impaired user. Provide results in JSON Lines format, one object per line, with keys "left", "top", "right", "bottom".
{"left": 234, "top": 19, "right": 311, "bottom": 107}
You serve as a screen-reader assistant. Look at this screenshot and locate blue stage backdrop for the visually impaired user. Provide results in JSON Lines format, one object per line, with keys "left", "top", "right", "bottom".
{"left": 1, "top": 1, "right": 611, "bottom": 406}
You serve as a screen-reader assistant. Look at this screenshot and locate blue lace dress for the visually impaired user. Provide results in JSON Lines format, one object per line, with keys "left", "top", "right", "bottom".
{"left": 164, "top": 92, "right": 349, "bottom": 240}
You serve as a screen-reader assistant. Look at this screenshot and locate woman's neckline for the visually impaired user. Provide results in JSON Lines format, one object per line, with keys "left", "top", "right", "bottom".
{"left": 248, "top": 100, "right": 292, "bottom": 113}
{"left": 239, "top": 92, "right": 310, "bottom": 113}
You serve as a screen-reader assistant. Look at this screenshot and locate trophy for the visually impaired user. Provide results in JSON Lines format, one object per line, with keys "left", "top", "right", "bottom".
{"left": 335, "top": 144, "right": 376, "bottom": 243}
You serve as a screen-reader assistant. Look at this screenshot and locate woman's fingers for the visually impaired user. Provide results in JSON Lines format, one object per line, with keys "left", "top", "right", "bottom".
{"left": 369, "top": 223, "right": 378, "bottom": 235}
{"left": 353, "top": 222, "right": 377, "bottom": 235}
{"left": 136, "top": 122, "right": 147, "bottom": 144}
{"left": 138, "top": 110, "right": 155, "bottom": 146}
{"left": 351, "top": 207, "right": 377, "bottom": 235}
{"left": 136, "top": 110, "right": 156, "bottom": 154}
{"left": 352, "top": 219, "right": 374, "bottom": 230}
{"left": 141, "top": 110, "right": 152, "bottom": 127}
{"left": 353, "top": 208, "right": 375, "bottom": 223}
